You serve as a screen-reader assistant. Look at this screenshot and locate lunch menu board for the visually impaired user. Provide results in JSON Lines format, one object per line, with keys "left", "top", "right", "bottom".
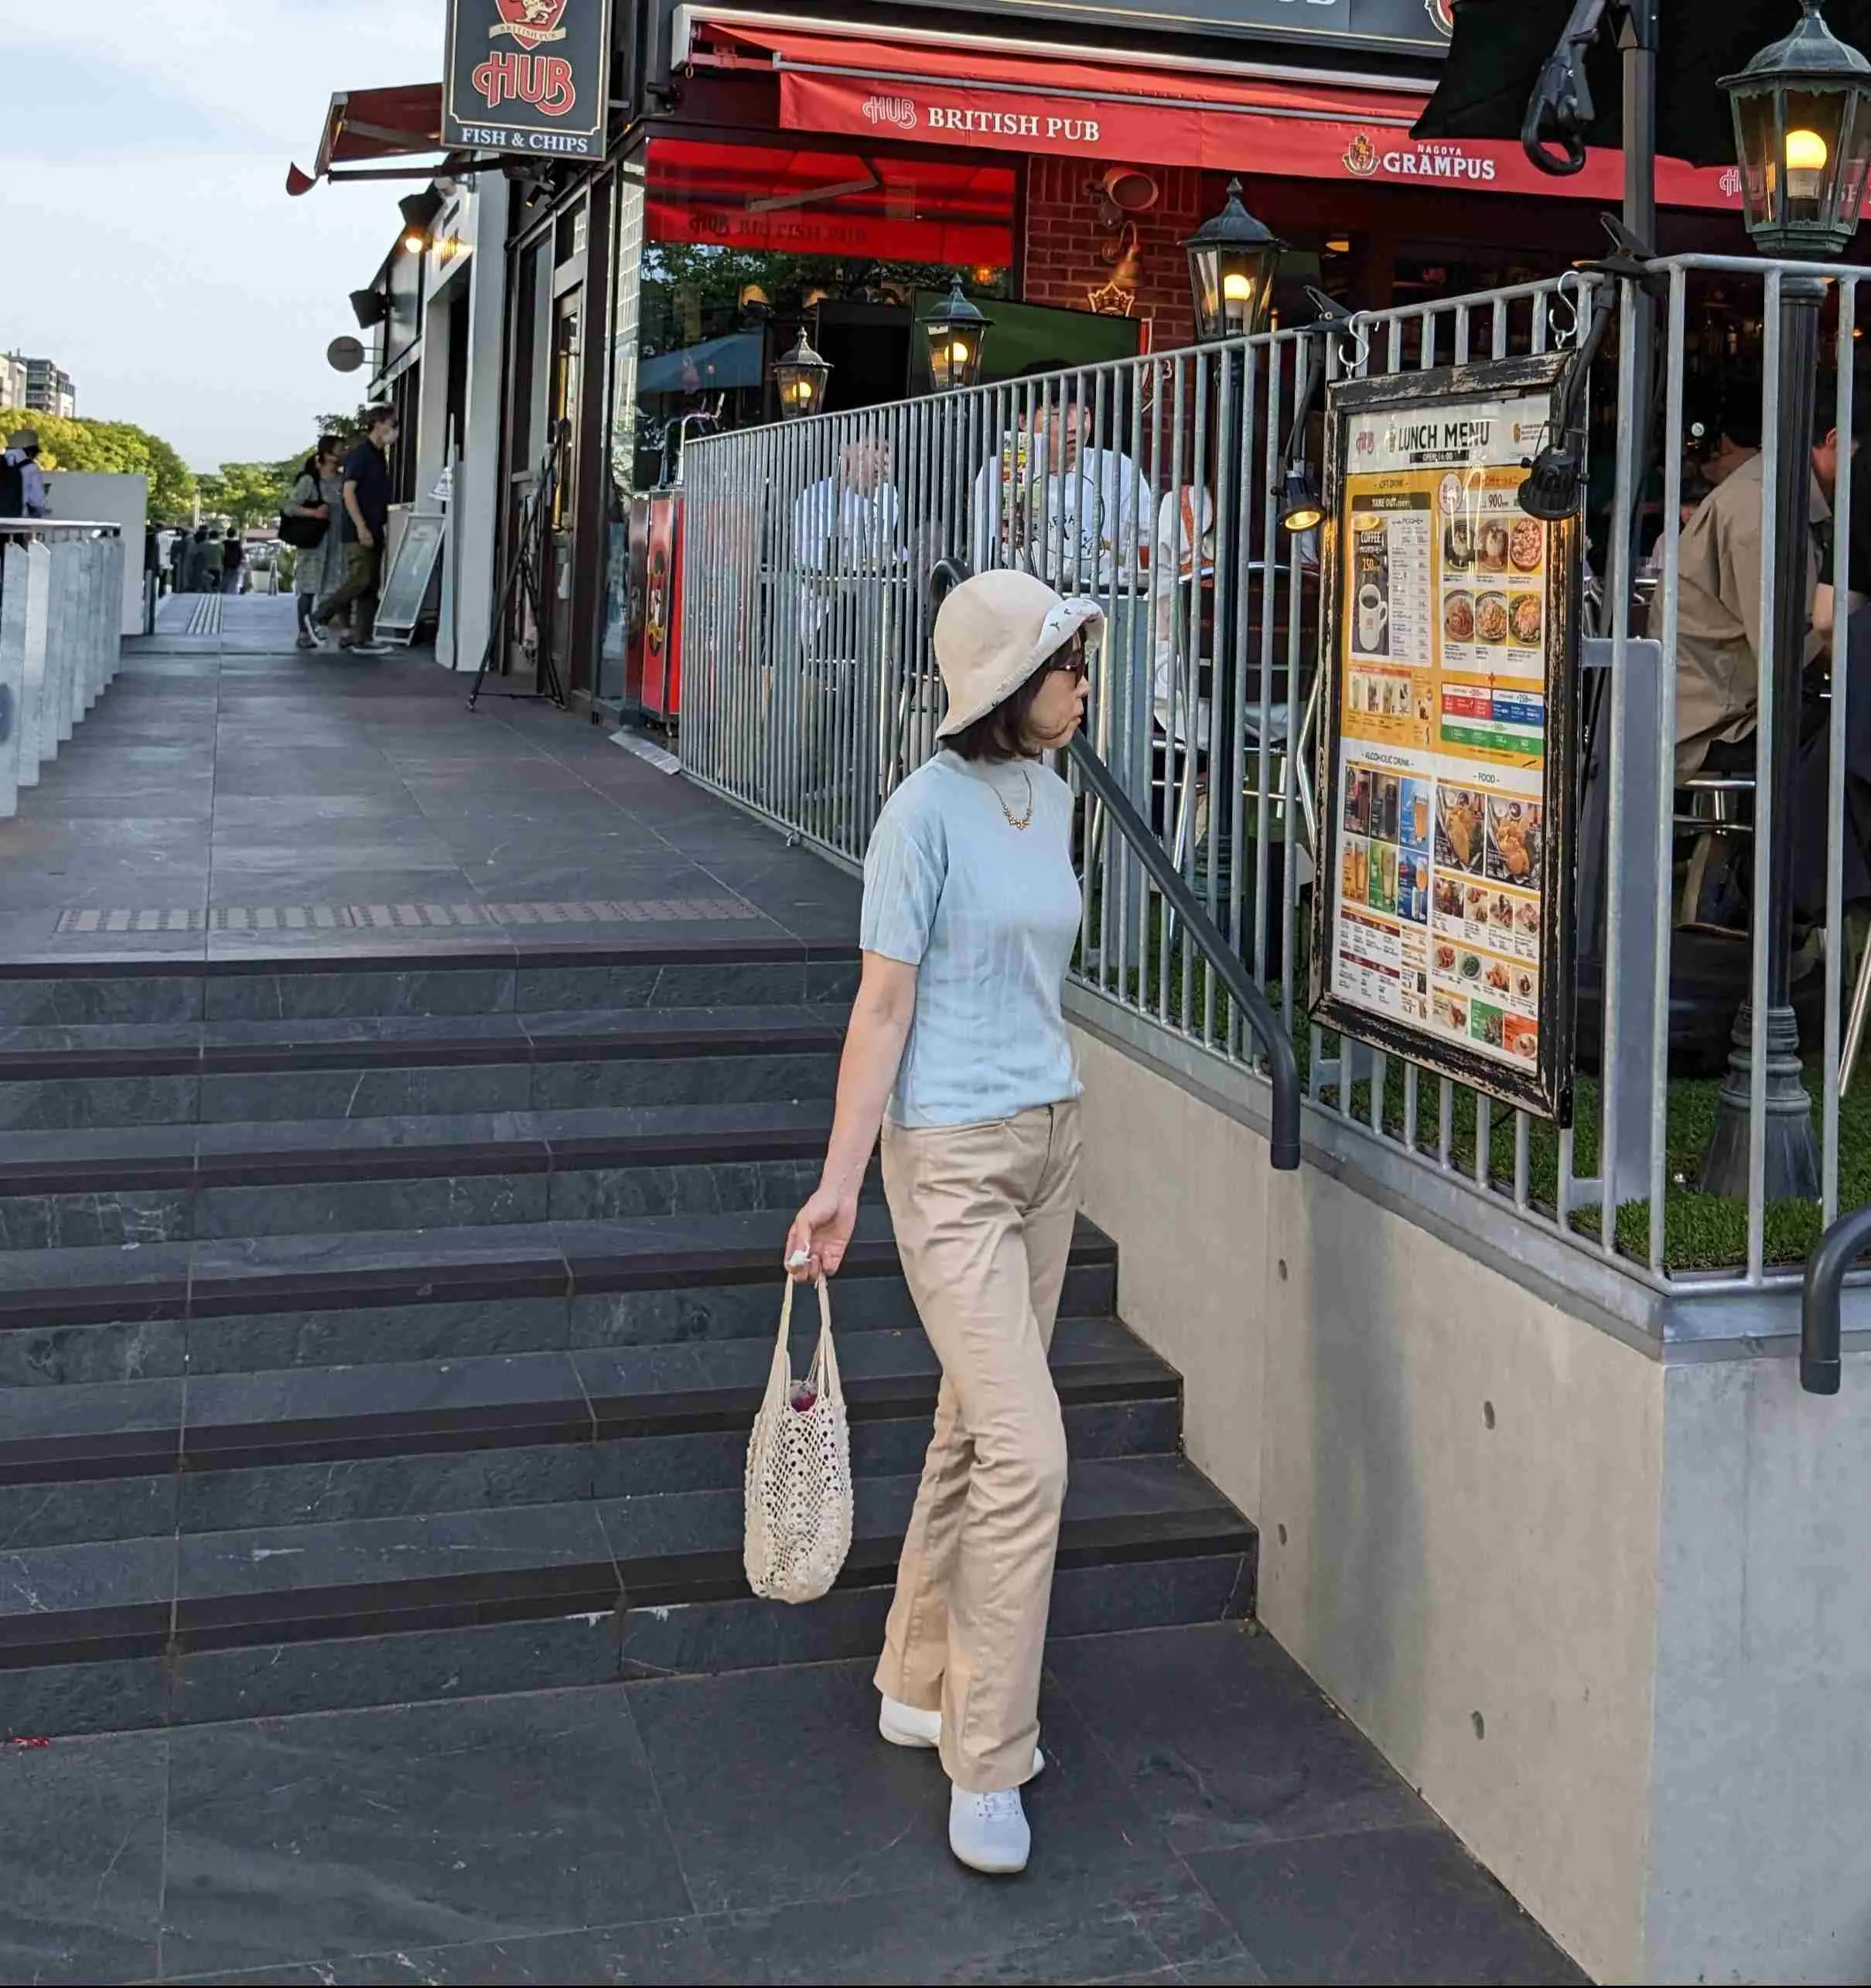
{"left": 1310, "top": 354, "right": 1579, "bottom": 1122}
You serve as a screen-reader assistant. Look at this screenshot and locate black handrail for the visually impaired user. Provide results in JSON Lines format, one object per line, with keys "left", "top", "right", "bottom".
{"left": 1800, "top": 1204, "right": 1871, "bottom": 1395}
{"left": 1068, "top": 734, "right": 1302, "bottom": 1172}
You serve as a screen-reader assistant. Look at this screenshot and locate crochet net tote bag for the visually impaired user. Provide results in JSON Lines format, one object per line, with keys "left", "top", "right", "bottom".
{"left": 743, "top": 1275, "right": 853, "bottom": 1604}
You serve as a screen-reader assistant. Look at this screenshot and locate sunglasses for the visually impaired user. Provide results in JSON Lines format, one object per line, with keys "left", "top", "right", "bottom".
{"left": 1043, "top": 646, "right": 1089, "bottom": 685}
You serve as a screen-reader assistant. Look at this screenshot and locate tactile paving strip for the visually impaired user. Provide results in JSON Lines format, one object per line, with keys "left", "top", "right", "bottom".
{"left": 53, "top": 897, "right": 763, "bottom": 935}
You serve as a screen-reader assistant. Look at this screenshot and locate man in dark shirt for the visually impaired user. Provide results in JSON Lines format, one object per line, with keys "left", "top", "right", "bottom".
{"left": 314, "top": 404, "right": 398, "bottom": 651}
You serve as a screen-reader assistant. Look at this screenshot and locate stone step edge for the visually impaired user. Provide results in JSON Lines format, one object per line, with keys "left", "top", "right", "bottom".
{"left": 0, "top": 1505, "right": 1253, "bottom": 1672}
{"left": 0, "top": 1222, "right": 1120, "bottom": 1330}
{"left": 0, "top": 1351, "right": 1178, "bottom": 1488}
{"left": 0, "top": 1120, "right": 836, "bottom": 1199}
{"left": 0, "top": 938, "right": 860, "bottom": 985}
{"left": 0, "top": 1012, "right": 848, "bottom": 1082}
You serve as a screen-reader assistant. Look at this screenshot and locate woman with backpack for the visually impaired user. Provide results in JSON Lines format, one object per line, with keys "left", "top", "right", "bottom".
{"left": 284, "top": 436, "right": 344, "bottom": 649}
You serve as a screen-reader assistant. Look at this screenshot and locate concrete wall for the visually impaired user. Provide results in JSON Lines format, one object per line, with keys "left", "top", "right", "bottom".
{"left": 1644, "top": 1356, "right": 1871, "bottom": 1983}
{"left": 1070, "top": 1014, "right": 1871, "bottom": 1985}
{"left": 40, "top": 473, "right": 145, "bottom": 634}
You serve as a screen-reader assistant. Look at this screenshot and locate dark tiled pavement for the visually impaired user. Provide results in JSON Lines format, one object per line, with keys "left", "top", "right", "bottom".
{"left": 2, "top": 1624, "right": 1584, "bottom": 1986}
{"left": 0, "top": 600, "right": 858, "bottom": 965}
{"left": 0, "top": 620, "right": 1585, "bottom": 1984}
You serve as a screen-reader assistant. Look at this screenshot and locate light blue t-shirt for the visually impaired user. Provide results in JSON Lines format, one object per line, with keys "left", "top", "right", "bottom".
{"left": 860, "top": 750, "right": 1083, "bottom": 1129}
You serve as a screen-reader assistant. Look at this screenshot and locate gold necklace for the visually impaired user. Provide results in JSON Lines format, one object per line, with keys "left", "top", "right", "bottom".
{"left": 996, "top": 767, "right": 1034, "bottom": 832}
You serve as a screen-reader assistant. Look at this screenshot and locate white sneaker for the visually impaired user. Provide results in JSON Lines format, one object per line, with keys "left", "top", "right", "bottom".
{"left": 879, "top": 1695, "right": 1044, "bottom": 1777}
{"left": 949, "top": 1782, "right": 1030, "bottom": 1874}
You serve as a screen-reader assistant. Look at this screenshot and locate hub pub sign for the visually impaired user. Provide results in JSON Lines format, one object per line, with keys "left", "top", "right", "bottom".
{"left": 443, "top": 0, "right": 613, "bottom": 159}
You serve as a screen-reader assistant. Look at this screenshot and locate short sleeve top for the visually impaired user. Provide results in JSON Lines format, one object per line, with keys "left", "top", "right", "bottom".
{"left": 860, "top": 750, "right": 1082, "bottom": 1128}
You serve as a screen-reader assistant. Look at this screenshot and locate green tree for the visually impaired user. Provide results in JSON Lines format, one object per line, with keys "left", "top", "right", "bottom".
{"left": 15, "top": 412, "right": 196, "bottom": 522}
{"left": 195, "top": 459, "right": 297, "bottom": 530}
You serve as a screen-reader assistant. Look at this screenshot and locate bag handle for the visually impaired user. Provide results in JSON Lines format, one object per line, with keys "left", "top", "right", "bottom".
{"left": 773, "top": 1273, "right": 838, "bottom": 1399}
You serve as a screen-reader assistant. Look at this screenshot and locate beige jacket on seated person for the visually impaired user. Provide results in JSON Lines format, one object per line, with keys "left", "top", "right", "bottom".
{"left": 1652, "top": 449, "right": 1829, "bottom": 780}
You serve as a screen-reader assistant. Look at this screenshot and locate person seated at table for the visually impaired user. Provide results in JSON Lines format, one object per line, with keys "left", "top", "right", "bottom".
{"left": 794, "top": 435, "right": 901, "bottom": 577}
{"left": 1793, "top": 442, "right": 1871, "bottom": 934}
{"left": 1651, "top": 382, "right": 1852, "bottom": 782}
{"left": 970, "top": 364, "right": 1151, "bottom": 595}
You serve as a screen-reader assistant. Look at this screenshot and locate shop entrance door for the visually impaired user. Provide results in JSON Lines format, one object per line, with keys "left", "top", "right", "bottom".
{"left": 547, "top": 287, "right": 582, "bottom": 694}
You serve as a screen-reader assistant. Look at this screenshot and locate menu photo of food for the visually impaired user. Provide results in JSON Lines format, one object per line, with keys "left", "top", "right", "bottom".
{"left": 1436, "top": 786, "right": 1485, "bottom": 875}
{"left": 1504, "top": 1013, "right": 1540, "bottom": 1064}
{"left": 1476, "top": 515, "right": 1512, "bottom": 576}
{"left": 1484, "top": 798, "right": 1542, "bottom": 886}
{"left": 1470, "top": 999, "right": 1507, "bottom": 1053}
{"left": 1508, "top": 514, "right": 1545, "bottom": 575}
{"left": 1474, "top": 591, "right": 1510, "bottom": 646}
{"left": 1507, "top": 592, "right": 1543, "bottom": 649}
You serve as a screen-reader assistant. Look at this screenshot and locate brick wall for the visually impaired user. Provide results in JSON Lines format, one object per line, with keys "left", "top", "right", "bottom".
{"left": 1020, "top": 156, "right": 1206, "bottom": 352}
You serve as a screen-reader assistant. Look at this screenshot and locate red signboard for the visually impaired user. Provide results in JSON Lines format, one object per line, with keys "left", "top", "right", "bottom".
{"left": 780, "top": 69, "right": 1749, "bottom": 213}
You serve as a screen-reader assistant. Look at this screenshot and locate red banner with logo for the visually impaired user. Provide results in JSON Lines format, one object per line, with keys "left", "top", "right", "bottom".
{"left": 779, "top": 70, "right": 1747, "bottom": 213}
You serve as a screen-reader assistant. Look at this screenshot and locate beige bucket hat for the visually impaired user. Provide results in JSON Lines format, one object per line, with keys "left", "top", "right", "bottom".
{"left": 933, "top": 569, "right": 1105, "bottom": 741}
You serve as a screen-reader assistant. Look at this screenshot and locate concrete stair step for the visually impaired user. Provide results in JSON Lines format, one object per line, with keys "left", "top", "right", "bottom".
{"left": 0, "top": 1004, "right": 846, "bottom": 1128}
{"left": 0, "top": 941, "right": 859, "bottom": 1029}
{"left": 0, "top": 1317, "right": 1180, "bottom": 1547}
{"left": 0, "top": 1454, "right": 1254, "bottom": 1737}
{"left": 0, "top": 1210, "right": 1120, "bottom": 1384}
{"left": 0, "top": 1100, "right": 862, "bottom": 1248}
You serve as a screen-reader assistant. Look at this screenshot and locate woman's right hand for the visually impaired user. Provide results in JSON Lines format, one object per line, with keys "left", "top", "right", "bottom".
{"left": 784, "top": 1181, "right": 859, "bottom": 1281}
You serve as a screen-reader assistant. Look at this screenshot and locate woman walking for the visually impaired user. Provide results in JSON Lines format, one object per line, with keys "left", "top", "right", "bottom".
{"left": 785, "top": 569, "right": 1098, "bottom": 1877}
{"left": 285, "top": 437, "right": 344, "bottom": 650}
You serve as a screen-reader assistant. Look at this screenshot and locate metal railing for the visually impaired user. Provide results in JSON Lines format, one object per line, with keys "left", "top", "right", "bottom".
{"left": 678, "top": 256, "right": 1871, "bottom": 1301}
{"left": 0, "top": 520, "right": 125, "bottom": 815}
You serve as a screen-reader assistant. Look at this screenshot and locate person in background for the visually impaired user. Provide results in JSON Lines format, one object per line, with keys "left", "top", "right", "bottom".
{"left": 786, "top": 569, "right": 1101, "bottom": 1880}
{"left": 285, "top": 436, "right": 345, "bottom": 651}
{"left": 220, "top": 526, "right": 245, "bottom": 596}
{"left": 169, "top": 528, "right": 189, "bottom": 595}
{"left": 1637, "top": 467, "right": 1716, "bottom": 580}
{"left": 971, "top": 366, "right": 1149, "bottom": 593}
{"left": 0, "top": 429, "right": 48, "bottom": 519}
{"left": 186, "top": 525, "right": 217, "bottom": 594}
{"left": 315, "top": 404, "right": 398, "bottom": 654}
{"left": 1651, "top": 385, "right": 1852, "bottom": 781}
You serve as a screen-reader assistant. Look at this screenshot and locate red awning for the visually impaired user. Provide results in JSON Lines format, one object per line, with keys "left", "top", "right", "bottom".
{"left": 647, "top": 138, "right": 1013, "bottom": 265}
{"left": 692, "top": 23, "right": 1746, "bottom": 215}
{"left": 287, "top": 83, "right": 444, "bottom": 196}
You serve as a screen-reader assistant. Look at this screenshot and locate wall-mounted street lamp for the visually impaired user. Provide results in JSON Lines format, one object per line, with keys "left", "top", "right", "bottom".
{"left": 1701, "top": 0, "right": 1871, "bottom": 1201}
{"left": 773, "top": 329, "right": 832, "bottom": 419}
{"left": 398, "top": 189, "right": 442, "bottom": 256}
{"left": 1182, "top": 178, "right": 1286, "bottom": 343}
{"left": 920, "top": 276, "right": 993, "bottom": 392}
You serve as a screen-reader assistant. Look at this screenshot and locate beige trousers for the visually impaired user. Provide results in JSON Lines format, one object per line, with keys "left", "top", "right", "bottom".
{"left": 872, "top": 1098, "right": 1082, "bottom": 1793}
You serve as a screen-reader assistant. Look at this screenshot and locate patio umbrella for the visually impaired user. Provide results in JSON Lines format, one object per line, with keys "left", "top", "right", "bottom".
{"left": 1413, "top": 0, "right": 1871, "bottom": 167}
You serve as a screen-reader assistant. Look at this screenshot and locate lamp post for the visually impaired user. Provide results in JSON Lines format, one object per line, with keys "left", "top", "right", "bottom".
{"left": 1701, "top": 0, "right": 1871, "bottom": 1202}
{"left": 1175, "top": 183, "right": 1287, "bottom": 914}
{"left": 920, "top": 276, "right": 992, "bottom": 392}
{"left": 772, "top": 329, "right": 832, "bottom": 422}
{"left": 1182, "top": 179, "right": 1286, "bottom": 343}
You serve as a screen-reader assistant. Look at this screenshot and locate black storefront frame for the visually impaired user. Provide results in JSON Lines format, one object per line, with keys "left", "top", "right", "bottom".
{"left": 492, "top": 164, "right": 613, "bottom": 712}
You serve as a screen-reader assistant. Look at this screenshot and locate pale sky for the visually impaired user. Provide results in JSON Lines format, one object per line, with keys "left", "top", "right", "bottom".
{"left": 0, "top": 1, "right": 444, "bottom": 470}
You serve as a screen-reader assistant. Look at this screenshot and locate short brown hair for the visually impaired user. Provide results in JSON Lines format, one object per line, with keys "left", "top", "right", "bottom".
{"left": 947, "top": 665, "right": 1052, "bottom": 763}
{"left": 364, "top": 404, "right": 395, "bottom": 433}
